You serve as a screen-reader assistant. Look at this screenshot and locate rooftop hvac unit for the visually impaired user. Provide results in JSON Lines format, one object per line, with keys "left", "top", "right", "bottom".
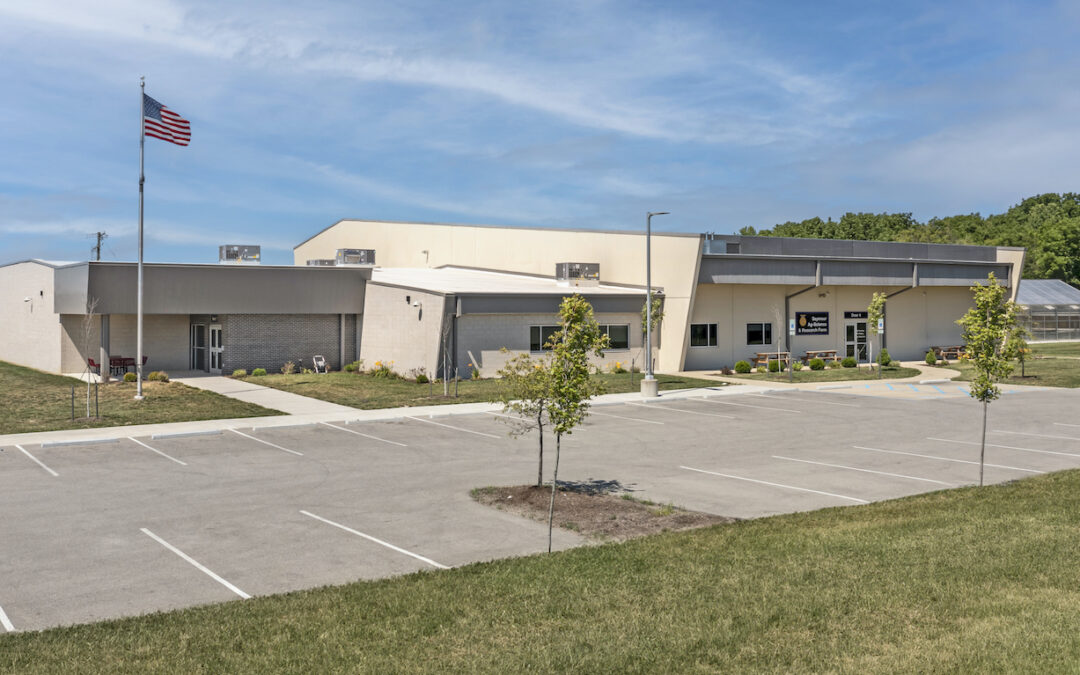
{"left": 335, "top": 248, "right": 376, "bottom": 266}
{"left": 555, "top": 262, "right": 600, "bottom": 287}
{"left": 219, "top": 245, "right": 261, "bottom": 264}
{"left": 306, "top": 259, "right": 336, "bottom": 266}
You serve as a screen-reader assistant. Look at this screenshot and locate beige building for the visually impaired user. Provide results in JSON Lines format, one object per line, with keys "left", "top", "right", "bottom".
{"left": 297, "top": 220, "right": 1025, "bottom": 371}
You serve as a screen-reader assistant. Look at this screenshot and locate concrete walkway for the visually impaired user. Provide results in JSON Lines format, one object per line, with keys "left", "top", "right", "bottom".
{"left": 677, "top": 361, "right": 962, "bottom": 391}
{"left": 171, "top": 372, "right": 358, "bottom": 416}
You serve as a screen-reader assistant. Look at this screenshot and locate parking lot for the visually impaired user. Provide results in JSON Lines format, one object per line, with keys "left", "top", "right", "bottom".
{"left": 2, "top": 385, "right": 1079, "bottom": 633}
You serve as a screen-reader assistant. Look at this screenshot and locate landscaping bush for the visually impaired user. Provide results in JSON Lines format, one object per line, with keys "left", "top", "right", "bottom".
{"left": 123, "top": 372, "right": 137, "bottom": 382}
{"left": 720, "top": 366, "right": 733, "bottom": 375}
{"left": 878, "top": 348, "right": 892, "bottom": 367}
{"left": 281, "top": 361, "right": 296, "bottom": 375}
{"left": 767, "top": 359, "right": 782, "bottom": 373}
{"left": 841, "top": 356, "right": 857, "bottom": 368}
{"left": 251, "top": 368, "right": 267, "bottom": 377}
{"left": 371, "top": 360, "right": 397, "bottom": 378}
{"left": 793, "top": 361, "right": 803, "bottom": 371}
{"left": 147, "top": 371, "right": 170, "bottom": 382}
{"left": 734, "top": 360, "right": 751, "bottom": 374}
{"left": 231, "top": 369, "right": 247, "bottom": 377}
{"left": 415, "top": 373, "right": 429, "bottom": 384}
{"left": 826, "top": 359, "right": 843, "bottom": 369}
{"left": 809, "top": 358, "right": 825, "bottom": 370}
{"left": 608, "top": 361, "right": 627, "bottom": 374}
{"left": 344, "top": 360, "right": 363, "bottom": 373}
{"left": 926, "top": 350, "right": 938, "bottom": 366}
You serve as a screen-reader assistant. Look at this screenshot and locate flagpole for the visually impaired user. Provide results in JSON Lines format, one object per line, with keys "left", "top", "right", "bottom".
{"left": 136, "top": 77, "right": 145, "bottom": 400}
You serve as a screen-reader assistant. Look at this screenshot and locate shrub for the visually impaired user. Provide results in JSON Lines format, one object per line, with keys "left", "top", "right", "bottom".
{"left": 344, "top": 360, "right": 362, "bottom": 373}
{"left": 371, "top": 360, "right": 397, "bottom": 378}
{"left": 793, "top": 361, "right": 803, "bottom": 371}
{"left": 123, "top": 372, "right": 137, "bottom": 382}
{"left": 281, "top": 361, "right": 296, "bottom": 375}
{"left": 301, "top": 368, "right": 314, "bottom": 375}
{"left": 767, "top": 359, "right": 782, "bottom": 373}
{"left": 734, "top": 360, "right": 751, "bottom": 374}
{"left": 148, "top": 371, "right": 170, "bottom": 382}
{"left": 251, "top": 368, "right": 267, "bottom": 377}
{"left": 415, "top": 373, "right": 429, "bottom": 384}
{"left": 608, "top": 361, "right": 627, "bottom": 374}
{"left": 720, "top": 366, "right": 733, "bottom": 376}
{"left": 809, "top": 358, "right": 825, "bottom": 370}
{"left": 231, "top": 369, "right": 247, "bottom": 377}
{"left": 826, "top": 359, "right": 843, "bottom": 369}
{"left": 878, "top": 348, "right": 892, "bottom": 367}
{"left": 841, "top": 356, "right": 857, "bottom": 368}
{"left": 925, "top": 350, "right": 938, "bottom": 366}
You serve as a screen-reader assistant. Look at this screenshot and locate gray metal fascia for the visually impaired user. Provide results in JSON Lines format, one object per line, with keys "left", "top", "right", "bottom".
{"left": 701, "top": 253, "right": 1013, "bottom": 267}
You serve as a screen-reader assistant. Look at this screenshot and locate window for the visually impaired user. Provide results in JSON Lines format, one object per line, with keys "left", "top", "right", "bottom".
{"left": 746, "top": 322, "right": 773, "bottom": 345}
{"left": 530, "top": 325, "right": 559, "bottom": 352}
{"left": 690, "top": 323, "right": 718, "bottom": 347}
{"left": 602, "top": 324, "right": 630, "bottom": 350}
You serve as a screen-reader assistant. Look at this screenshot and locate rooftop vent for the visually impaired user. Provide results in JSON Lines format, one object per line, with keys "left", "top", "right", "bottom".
{"left": 555, "top": 262, "right": 600, "bottom": 287}
{"left": 219, "top": 245, "right": 260, "bottom": 264}
{"left": 335, "top": 248, "right": 376, "bottom": 266}
{"left": 306, "top": 259, "right": 336, "bottom": 267}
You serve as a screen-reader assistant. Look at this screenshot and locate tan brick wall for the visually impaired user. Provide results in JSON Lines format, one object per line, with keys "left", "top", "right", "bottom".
{"left": 0, "top": 262, "right": 62, "bottom": 372}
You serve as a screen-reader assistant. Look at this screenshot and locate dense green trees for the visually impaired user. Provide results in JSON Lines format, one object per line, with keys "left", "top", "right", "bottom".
{"left": 742, "top": 193, "right": 1080, "bottom": 286}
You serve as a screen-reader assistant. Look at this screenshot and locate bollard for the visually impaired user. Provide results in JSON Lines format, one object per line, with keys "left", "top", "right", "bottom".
{"left": 454, "top": 368, "right": 459, "bottom": 397}
{"left": 71, "top": 385, "right": 75, "bottom": 421}
{"left": 95, "top": 381, "right": 99, "bottom": 418}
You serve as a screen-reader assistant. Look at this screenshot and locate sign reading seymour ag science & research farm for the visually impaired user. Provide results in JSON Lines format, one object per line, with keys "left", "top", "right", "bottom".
{"left": 795, "top": 311, "right": 830, "bottom": 335}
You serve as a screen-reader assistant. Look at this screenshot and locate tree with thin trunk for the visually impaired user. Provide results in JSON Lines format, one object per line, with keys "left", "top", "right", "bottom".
{"left": 493, "top": 350, "right": 553, "bottom": 487}
{"left": 957, "top": 273, "right": 1021, "bottom": 486}
{"left": 546, "top": 295, "right": 609, "bottom": 553}
{"left": 81, "top": 297, "right": 100, "bottom": 418}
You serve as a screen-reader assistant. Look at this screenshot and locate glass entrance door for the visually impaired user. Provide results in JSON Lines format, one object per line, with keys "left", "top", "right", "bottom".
{"left": 209, "top": 325, "right": 223, "bottom": 374}
{"left": 845, "top": 320, "right": 868, "bottom": 361}
{"left": 190, "top": 324, "right": 206, "bottom": 370}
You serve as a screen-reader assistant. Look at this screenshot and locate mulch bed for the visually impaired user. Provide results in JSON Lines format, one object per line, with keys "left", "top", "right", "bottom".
{"left": 472, "top": 483, "right": 736, "bottom": 541}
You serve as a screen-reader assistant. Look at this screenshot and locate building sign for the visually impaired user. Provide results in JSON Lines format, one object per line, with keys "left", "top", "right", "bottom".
{"left": 795, "top": 311, "right": 829, "bottom": 335}
{"left": 844, "top": 311, "right": 868, "bottom": 319}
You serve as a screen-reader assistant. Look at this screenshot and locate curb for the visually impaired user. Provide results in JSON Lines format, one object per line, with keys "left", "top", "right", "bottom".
{"left": 40, "top": 437, "right": 121, "bottom": 448}
{"left": 151, "top": 430, "right": 223, "bottom": 440}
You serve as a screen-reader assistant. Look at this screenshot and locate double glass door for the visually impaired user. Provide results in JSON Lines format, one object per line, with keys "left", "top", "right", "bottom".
{"left": 190, "top": 323, "right": 223, "bottom": 372}
{"left": 845, "top": 320, "right": 868, "bottom": 361}
{"left": 209, "top": 325, "right": 223, "bottom": 373}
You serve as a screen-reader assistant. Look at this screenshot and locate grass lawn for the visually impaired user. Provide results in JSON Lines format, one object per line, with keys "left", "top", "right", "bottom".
{"left": 948, "top": 356, "right": 1080, "bottom": 388}
{"left": 1030, "top": 341, "right": 1080, "bottom": 357}
{"left": 5, "top": 471, "right": 1080, "bottom": 672}
{"left": 725, "top": 364, "right": 920, "bottom": 383}
{"left": 0, "top": 361, "right": 282, "bottom": 435}
{"left": 238, "top": 371, "right": 726, "bottom": 409}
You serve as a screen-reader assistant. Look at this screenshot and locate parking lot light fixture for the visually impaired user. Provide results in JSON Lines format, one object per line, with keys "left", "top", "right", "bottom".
{"left": 643, "top": 211, "right": 668, "bottom": 397}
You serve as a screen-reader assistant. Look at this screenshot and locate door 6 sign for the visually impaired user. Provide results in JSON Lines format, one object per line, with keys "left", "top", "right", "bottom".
{"left": 795, "top": 311, "right": 829, "bottom": 335}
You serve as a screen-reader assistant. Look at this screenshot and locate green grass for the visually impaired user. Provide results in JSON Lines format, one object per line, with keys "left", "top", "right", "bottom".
{"left": 726, "top": 365, "right": 920, "bottom": 383}
{"left": 6, "top": 471, "right": 1080, "bottom": 672}
{"left": 239, "top": 371, "right": 726, "bottom": 409}
{"left": 948, "top": 357, "right": 1080, "bottom": 388}
{"left": 0, "top": 361, "right": 282, "bottom": 435}
{"left": 1030, "top": 341, "right": 1080, "bottom": 357}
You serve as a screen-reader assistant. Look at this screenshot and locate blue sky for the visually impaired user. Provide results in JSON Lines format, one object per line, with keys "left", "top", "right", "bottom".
{"left": 2, "top": 0, "right": 1079, "bottom": 265}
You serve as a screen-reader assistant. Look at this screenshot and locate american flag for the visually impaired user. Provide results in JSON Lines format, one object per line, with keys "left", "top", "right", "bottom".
{"left": 143, "top": 94, "right": 191, "bottom": 146}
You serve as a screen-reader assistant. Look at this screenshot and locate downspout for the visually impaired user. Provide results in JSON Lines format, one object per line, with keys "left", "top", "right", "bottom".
{"left": 881, "top": 262, "right": 918, "bottom": 351}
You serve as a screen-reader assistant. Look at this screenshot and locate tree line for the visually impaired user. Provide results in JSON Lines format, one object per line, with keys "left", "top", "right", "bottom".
{"left": 738, "top": 193, "right": 1080, "bottom": 286}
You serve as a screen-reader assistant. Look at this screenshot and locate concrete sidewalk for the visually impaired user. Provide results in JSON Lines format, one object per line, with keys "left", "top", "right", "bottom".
{"left": 0, "top": 381, "right": 768, "bottom": 448}
{"left": 677, "top": 361, "right": 962, "bottom": 390}
{"left": 171, "top": 372, "right": 358, "bottom": 415}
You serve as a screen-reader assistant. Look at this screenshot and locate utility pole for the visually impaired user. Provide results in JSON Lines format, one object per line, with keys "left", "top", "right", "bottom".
{"left": 91, "top": 231, "right": 107, "bottom": 261}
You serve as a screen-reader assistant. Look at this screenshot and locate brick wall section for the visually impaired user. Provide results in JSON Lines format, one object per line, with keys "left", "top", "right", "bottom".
{"left": 220, "top": 314, "right": 356, "bottom": 373}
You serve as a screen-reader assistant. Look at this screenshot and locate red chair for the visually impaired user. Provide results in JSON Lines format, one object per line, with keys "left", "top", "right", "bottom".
{"left": 88, "top": 358, "right": 100, "bottom": 374}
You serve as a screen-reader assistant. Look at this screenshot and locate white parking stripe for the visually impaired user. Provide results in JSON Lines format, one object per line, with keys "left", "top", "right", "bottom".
{"left": 626, "top": 402, "right": 735, "bottom": 419}
{"left": 1054, "top": 422, "right": 1080, "bottom": 428}
{"left": 852, "top": 446, "right": 1044, "bottom": 474}
{"left": 693, "top": 398, "right": 802, "bottom": 413}
{"left": 300, "top": 510, "right": 449, "bottom": 569}
{"left": 128, "top": 437, "right": 188, "bottom": 466}
{"left": 227, "top": 428, "right": 304, "bottom": 456}
{"left": 14, "top": 445, "right": 58, "bottom": 477}
{"left": 141, "top": 528, "right": 251, "bottom": 599}
{"left": 587, "top": 410, "right": 665, "bottom": 425}
{"left": 992, "top": 429, "right": 1080, "bottom": 442}
{"left": 321, "top": 422, "right": 408, "bottom": 447}
{"left": 928, "top": 437, "right": 1080, "bottom": 459}
{"left": 405, "top": 416, "right": 501, "bottom": 439}
{"left": 0, "top": 605, "right": 14, "bottom": 632}
{"left": 679, "top": 465, "right": 869, "bottom": 503}
{"left": 772, "top": 456, "right": 956, "bottom": 486}
{"left": 751, "top": 393, "right": 859, "bottom": 408}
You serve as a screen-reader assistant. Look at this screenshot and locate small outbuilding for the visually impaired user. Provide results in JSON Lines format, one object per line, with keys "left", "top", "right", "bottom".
{"left": 1016, "top": 279, "right": 1080, "bottom": 341}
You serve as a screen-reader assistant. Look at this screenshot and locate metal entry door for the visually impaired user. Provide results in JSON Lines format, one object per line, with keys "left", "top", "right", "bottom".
{"left": 845, "top": 320, "right": 868, "bottom": 361}
{"left": 209, "top": 325, "right": 223, "bottom": 374}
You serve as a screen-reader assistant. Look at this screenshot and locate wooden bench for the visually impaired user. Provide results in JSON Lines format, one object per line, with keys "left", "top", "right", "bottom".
{"left": 930, "top": 345, "right": 965, "bottom": 360}
{"left": 752, "top": 351, "right": 790, "bottom": 369}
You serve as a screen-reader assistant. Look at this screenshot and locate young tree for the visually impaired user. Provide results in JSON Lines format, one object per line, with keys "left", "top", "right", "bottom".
{"left": 957, "top": 273, "right": 1021, "bottom": 486}
{"left": 546, "top": 294, "right": 609, "bottom": 552}
{"left": 81, "top": 297, "right": 100, "bottom": 417}
{"left": 640, "top": 296, "right": 664, "bottom": 337}
{"left": 867, "top": 292, "right": 887, "bottom": 378}
{"left": 493, "top": 350, "right": 553, "bottom": 487}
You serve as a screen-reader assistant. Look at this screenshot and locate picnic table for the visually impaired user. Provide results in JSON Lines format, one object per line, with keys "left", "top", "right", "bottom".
{"left": 108, "top": 356, "right": 146, "bottom": 376}
{"left": 801, "top": 349, "right": 839, "bottom": 364}
{"left": 752, "top": 351, "right": 790, "bottom": 368}
{"left": 930, "top": 345, "right": 966, "bottom": 360}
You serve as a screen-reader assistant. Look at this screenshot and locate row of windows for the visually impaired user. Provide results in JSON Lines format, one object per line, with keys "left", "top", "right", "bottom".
{"left": 691, "top": 322, "right": 773, "bottom": 347}
{"left": 529, "top": 324, "right": 630, "bottom": 352}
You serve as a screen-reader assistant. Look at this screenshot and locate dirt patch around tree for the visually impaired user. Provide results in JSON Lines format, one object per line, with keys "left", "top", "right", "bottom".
{"left": 471, "top": 480, "right": 737, "bottom": 541}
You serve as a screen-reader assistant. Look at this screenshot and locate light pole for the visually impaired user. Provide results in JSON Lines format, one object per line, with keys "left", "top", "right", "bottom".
{"left": 642, "top": 211, "right": 668, "bottom": 398}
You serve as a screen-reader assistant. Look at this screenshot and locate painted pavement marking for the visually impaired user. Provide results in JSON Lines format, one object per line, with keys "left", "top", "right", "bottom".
{"left": 405, "top": 416, "right": 501, "bottom": 440}
{"left": 928, "top": 437, "right": 1080, "bottom": 459}
{"left": 128, "top": 437, "right": 188, "bottom": 466}
{"left": 321, "top": 422, "right": 408, "bottom": 447}
{"left": 300, "top": 510, "right": 449, "bottom": 569}
{"left": 227, "top": 428, "right": 304, "bottom": 456}
{"left": 772, "top": 455, "right": 957, "bottom": 486}
{"left": 14, "top": 445, "right": 58, "bottom": 477}
{"left": 852, "top": 446, "right": 1044, "bottom": 474}
{"left": 625, "top": 402, "right": 735, "bottom": 419}
{"left": 141, "top": 528, "right": 251, "bottom": 599}
{"left": 679, "top": 465, "right": 869, "bottom": 503}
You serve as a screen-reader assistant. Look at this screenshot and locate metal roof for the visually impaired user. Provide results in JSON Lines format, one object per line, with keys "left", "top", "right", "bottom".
{"left": 1016, "top": 279, "right": 1080, "bottom": 307}
{"left": 370, "top": 266, "right": 648, "bottom": 296}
